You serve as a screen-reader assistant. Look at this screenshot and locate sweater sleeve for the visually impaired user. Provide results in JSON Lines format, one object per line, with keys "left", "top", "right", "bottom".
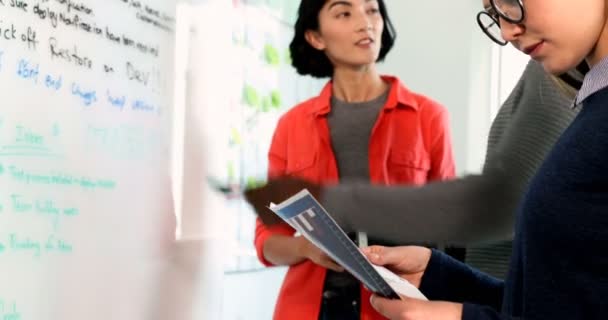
{"left": 419, "top": 250, "right": 514, "bottom": 320}
{"left": 461, "top": 304, "right": 512, "bottom": 320}
{"left": 321, "top": 170, "right": 516, "bottom": 245}
{"left": 420, "top": 250, "right": 504, "bottom": 307}
{"left": 320, "top": 61, "right": 577, "bottom": 246}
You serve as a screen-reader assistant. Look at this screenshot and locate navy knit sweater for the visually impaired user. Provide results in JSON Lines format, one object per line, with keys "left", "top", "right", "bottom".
{"left": 419, "top": 85, "right": 608, "bottom": 319}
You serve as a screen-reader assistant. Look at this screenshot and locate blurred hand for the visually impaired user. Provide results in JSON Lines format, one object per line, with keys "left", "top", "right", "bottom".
{"left": 296, "top": 236, "right": 344, "bottom": 272}
{"left": 365, "top": 246, "right": 460, "bottom": 320}
{"left": 370, "top": 295, "right": 462, "bottom": 320}
{"left": 362, "top": 246, "right": 431, "bottom": 288}
{"left": 244, "top": 177, "right": 322, "bottom": 225}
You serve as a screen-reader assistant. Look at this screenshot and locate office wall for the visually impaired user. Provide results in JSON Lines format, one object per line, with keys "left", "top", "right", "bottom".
{"left": 222, "top": 268, "right": 287, "bottom": 320}
{"left": 379, "top": 0, "right": 494, "bottom": 174}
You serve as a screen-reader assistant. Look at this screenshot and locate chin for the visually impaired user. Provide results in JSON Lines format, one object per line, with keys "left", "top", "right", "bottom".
{"left": 350, "top": 57, "right": 380, "bottom": 68}
{"left": 539, "top": 58, "right": 576, "bottom": 76}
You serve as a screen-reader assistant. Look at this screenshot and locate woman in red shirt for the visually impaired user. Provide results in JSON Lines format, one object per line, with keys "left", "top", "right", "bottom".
{"left": 254, "top": 0, "right": 455, "bottom": 319}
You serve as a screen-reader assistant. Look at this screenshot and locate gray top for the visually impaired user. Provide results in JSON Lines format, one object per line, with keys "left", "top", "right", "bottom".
{"left": 327, "top": 91, "right": 388, "bottom": 182}
{"left": 321, "top": 61, "right": 580, "bottom": 278}
{"left": 324, "top": 91, "right": 387, "bottom": 288}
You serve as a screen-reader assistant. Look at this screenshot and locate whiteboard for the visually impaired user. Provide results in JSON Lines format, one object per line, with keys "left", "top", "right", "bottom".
{"left": 0, "top": 0, "right": 177, "bottom": 319}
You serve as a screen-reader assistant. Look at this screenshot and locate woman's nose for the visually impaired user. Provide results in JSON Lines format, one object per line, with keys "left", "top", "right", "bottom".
{"left": 354, "top": 10, "right": 373, "bottom": 32}
{"left": 499, "top": 18, "right": 524, "bottom": 42}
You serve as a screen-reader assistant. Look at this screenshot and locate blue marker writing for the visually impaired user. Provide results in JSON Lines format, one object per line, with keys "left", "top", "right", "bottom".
{"left": 71, "top": 82, "right": 97, "bottom": 107}
{"left": 44, "top": 74, "right": 62, "bottom": 91}
{"left": 132, "top": 99, "right": 155, "bottom": 113}
{"left": 16, "top": 58, "right": 39, "bottom": 83}
{"left": 107, "top": 90, "right": 126, "bottom": 110}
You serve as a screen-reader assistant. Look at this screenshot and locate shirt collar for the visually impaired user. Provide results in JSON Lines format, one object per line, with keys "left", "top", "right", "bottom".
{"left": 310, "top": 75, "right": 419, "bottom": 117}
{"left": 573, "top": 56, "right": 608, "bottom": 106}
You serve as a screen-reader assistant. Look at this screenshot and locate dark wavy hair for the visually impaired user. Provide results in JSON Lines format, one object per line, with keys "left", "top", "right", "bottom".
{"left": 289, "top": 0, "right": 396, "bottom": 78}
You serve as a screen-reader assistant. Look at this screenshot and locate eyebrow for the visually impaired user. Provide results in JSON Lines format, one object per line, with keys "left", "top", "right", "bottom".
{"left": 328, "top": 0, "right": 351, "bottom": 10}
{"left": 328, "top": 0, "right": 377, "bottom": 10}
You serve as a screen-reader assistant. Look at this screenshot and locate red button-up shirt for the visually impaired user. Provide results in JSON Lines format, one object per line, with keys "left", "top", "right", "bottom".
{"left": 255, "top": 76, "right": 455, "bottom": 319}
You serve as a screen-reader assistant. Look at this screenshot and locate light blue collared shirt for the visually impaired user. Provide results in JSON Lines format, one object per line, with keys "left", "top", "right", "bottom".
{"left": 574, "top": 56, "right": 608, "bottom": 106}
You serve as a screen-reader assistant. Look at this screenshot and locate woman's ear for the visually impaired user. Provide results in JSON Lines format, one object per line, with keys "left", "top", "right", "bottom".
{"left": 305, "top": 30, "right": 326, "bottom": 50}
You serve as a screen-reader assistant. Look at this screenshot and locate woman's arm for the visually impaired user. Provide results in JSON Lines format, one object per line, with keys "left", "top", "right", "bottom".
{"left": 322, "top": 167, "right": 516, "bottom": 246}
{"left": 253, "top": 115, "right": 343, "bottom": 271}
{"left": 321, "top": 61, "right": 576, "bottom": 246}
{"left": 366, "top": 247, "right": 506, "bottom": 319}
{"left": 420, "top": 250, "right": 504, "bottom": 308}
{"left": 253, "top": 116, "right": 299, "bottom": 266}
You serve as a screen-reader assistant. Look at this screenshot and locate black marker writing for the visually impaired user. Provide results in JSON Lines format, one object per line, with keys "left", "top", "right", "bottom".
{"left": 126, "top": 61, "right": 149, "bottom": 86}
{"left": 103, "top": 64, "right": 114, "bottom": 73}
{"left": 49, "top": 37, "right": 93, "bottom": 69}
{"left": 0, "top": 22, "right": 17, "bottom": 41}
{"left": 9, "top": 0, "right": 28, "bottom": 12}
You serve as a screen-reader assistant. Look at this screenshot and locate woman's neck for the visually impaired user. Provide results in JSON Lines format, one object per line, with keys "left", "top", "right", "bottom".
{"left": 331, "top": 66, "right": 389, "bottom": 103}
{"left": 587, "top": 8, "right": 608, "bottom": 67}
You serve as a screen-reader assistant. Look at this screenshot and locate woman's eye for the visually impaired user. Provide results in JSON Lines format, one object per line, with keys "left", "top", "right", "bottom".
{"left": 368, "top": 8, "right": 379, "bottom": 14}
{"left": 337, "top": 11, "right": 350, "bottom": 18}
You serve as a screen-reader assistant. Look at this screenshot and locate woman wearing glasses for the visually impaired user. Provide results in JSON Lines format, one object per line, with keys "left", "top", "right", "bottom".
{"left": 365, "top": 0, "right": 608, "bottom": 318}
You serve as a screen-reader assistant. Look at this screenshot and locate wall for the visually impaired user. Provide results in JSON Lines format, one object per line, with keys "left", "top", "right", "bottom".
{"left": 379, "top": 0, "right": 494, "bottom": 174}
{"left": 221, "top": 268, "right": 287, "bottom": 320}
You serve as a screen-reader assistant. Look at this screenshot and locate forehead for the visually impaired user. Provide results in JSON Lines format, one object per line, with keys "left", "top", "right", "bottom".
{"left": 325, "top": 0, "right": 377, "bottom": 7}
{"left": 481, "top": 0, "right": 490, "bottom": 8}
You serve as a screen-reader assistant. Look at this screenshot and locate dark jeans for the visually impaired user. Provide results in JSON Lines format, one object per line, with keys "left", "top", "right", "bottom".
{"left": 318, "top": 271, "right": 360, "bottom": 320}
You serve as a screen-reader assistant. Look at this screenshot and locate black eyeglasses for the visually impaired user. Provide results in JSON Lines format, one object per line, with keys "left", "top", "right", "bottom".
{"left": 477, "top": 0, "right": 525, "bottom": 46}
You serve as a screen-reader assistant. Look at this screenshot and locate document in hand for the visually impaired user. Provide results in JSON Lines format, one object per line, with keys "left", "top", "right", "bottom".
{"left": 268, "top": 189, "right": 427, "bottom": 301}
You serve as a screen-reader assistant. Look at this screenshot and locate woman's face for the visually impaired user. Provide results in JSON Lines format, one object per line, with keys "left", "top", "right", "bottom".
{"left": 482, "top": 0, "right": 608, "bottom": 74}
{"left": 306, "top": 0, "right": 385, "bottom": 71}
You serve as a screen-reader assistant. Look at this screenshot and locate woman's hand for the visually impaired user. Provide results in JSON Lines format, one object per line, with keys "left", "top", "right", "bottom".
{"left": 296, "top": 236, "right": 344, "bottom": 272}
{"left": 370, "top": 295, "right": 463, "bottom": 320}
{"left": 363, "top": 245, "right": 431, "bottom": 287}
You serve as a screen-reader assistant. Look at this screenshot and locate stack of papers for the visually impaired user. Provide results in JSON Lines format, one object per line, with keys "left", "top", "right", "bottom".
{"left": 269, "top": 189, "right": 427, "bottom": 300}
